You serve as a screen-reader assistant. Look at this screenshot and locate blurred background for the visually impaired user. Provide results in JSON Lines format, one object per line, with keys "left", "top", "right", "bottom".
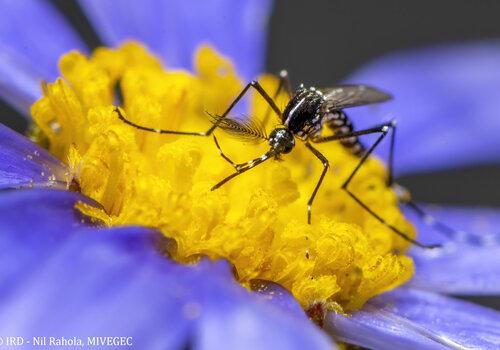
{"left": 266, "top": 0, "right": 500, "bottom": 211}
{"left": 0, "top": 0, "right": 498, "bottom": 307}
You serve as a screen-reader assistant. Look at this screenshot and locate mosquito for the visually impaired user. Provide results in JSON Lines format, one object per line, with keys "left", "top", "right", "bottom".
{"left": 115, "top": 71, "right": 450, "bottom": 249}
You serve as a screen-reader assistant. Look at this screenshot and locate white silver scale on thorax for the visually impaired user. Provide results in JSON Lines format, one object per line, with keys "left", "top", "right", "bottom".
{"left": 290, "top": 85, "right": 328, "bottom": 139}
{"left": 304, "top": 86, "right": 327, "bottom": 138}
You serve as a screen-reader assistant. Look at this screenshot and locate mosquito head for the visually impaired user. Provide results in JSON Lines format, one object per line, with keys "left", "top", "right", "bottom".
{"left": 269, "top": 127, "right": 295, "bottom": 154}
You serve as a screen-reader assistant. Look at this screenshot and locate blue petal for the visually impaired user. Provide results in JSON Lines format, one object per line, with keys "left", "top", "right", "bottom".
{"left": 0, "top": 189, "right": 95, "bottom": 300}
{"left": 0, "top": 47, "right": 43, "bottom": 115}
{"left": 0, "top": 189, "right": 333, "bottom": 349}
{"left": 251, "top": 280, "right": 307, "bottom": 317}
{"left": 0, "top": 0, "right": 87, "bottom": 115}
{"left": 0, "top": 123, "right": 67, "bottom": 189}
{"left": 77, "top": 0, "right": 272, "bottom": 80}
{"left": 406, "top": 204, "right": 500, "bottom": 295}
{"left": 326, "top": 288, "right": 500, "bottom": 350}
{"left": 346, "top": 41, "right": 500, "bottom": 175}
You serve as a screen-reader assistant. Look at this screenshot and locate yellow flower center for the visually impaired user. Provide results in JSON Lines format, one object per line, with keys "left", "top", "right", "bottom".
{"left": 31, "top": 42, "right": 414, "bottom": 311}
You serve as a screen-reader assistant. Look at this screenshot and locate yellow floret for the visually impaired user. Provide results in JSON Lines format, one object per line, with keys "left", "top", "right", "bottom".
{"left": 31, "top": 41, "right": 414, "bottom": 311}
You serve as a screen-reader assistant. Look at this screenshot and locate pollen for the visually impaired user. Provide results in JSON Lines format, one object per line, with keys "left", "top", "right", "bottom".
{"left": 31, "top": 42, "right": 414, "bottom": 312}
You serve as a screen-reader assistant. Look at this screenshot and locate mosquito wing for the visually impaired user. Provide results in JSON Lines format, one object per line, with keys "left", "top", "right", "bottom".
{"left": 209, "top": 114, "right": 268, "bottom": 143}
{"left": 320, "top": 85, "right": 392, "bottom": 110}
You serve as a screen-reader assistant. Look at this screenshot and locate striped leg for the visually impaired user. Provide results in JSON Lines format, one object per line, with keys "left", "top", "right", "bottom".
{"left": 115, "top": 81, "right": 281, "bottom": 136}
{"left": 313, "top": 121, "right": 439, "bottom": 249}
{"left": 379, "top": 122, "right": 469, "bottom": 243}
{"left": 211, "top": 136, "right": 274, "bottom": 190}
{"left": 305, "top": 142, "right": 329, "bottom": 225}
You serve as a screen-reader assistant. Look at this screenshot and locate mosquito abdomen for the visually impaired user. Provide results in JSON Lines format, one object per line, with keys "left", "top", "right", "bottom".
{"left": 326, "top": 111, "right": 365, "bottom": 156}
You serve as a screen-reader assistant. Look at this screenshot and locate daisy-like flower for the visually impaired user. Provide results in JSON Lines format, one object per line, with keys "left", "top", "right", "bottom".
{"left": 0, "top": 1, "right": 499, "bottom": 349}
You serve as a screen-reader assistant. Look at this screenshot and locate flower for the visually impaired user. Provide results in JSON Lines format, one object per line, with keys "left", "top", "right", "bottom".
{"left": 30, "top": 41, "right": 413, "bottom": 312}
{"left": 0, "top": 1, "right": 499, "bottom": 350}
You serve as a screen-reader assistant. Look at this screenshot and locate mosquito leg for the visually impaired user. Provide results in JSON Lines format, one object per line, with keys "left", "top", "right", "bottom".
{"left": 115, "top": 80, "right": 281, "bottom": 136}
{"left": 340, "top": 125, "right": 439, "bottom": 249}
{"left": 279, "top": 69, "right": 294, "bottom": 97}
{"left": 312, "top": 122, "right": 439, "bottom": 248}
{"left": 213, "top": 135, "right": 240, "bottom": 171}
{"left": 115, "top": 107, "right": 209, "bottom": 136}
{"left": 392, "top": 187, "right": 483, "bottom": 244}
{"left": 211, "top": 150, "right": 274, "bottom": 191}
{"left": 378, "top": 122, "right": 466, "bottom": 243}
{"left": 262, "top": 70, "right": 293, "bottom": 127}
{"left": 316, "top": 121, "right": 461, "bottom": 247}
{"left": 248, "top": 80, "right": 283, "bottom": 118}
{"left": 312, "top": 121, "right": 395, "bottom": 144}
{"left": 386, "top": 120, "right": 396, "bottom": 186}
{"left": 304, "top": 143, "right": 329, "bottom": 224}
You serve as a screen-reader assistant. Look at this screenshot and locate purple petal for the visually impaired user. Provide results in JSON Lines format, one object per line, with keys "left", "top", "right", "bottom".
{"left": 346, "top": 41, "right": 500, "bottom": 175}
{"left": 0, "top": 0, "right": 87, "bottom": 115}
{"left": 77, "top": 0, "right": 272, "bottom": 80}
{"left": 0, "top": 47, "right": 43, "bottom": 115}
{"left": 251, "top": 279, "right": 307, "bottom": 317}
{"left": 0, "top": 123, "right": 67, "bottom": 189}
{"left": 0, "top": 189, "right": 333, "bottom": 349}
{"left": 326, "top": 288, "right": 500, "bottom": 350}
{"left": 0, "top": 189, "right": 95, "bottom": 299}
{"left": 405, "top": 204, "right": 500, "bottom": 295}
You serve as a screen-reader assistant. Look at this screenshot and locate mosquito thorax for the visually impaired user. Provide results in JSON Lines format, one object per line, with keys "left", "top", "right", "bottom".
{"left": 269, "top": 128, "right": 295, "bottom": 154}
{"left": 282, "top": 85, "right": 326, "bottom": 139}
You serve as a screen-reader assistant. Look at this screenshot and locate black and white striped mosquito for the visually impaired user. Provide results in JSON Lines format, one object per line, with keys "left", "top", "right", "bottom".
{"left": 115, "top": 70, "right": 449, "bottom": 249}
